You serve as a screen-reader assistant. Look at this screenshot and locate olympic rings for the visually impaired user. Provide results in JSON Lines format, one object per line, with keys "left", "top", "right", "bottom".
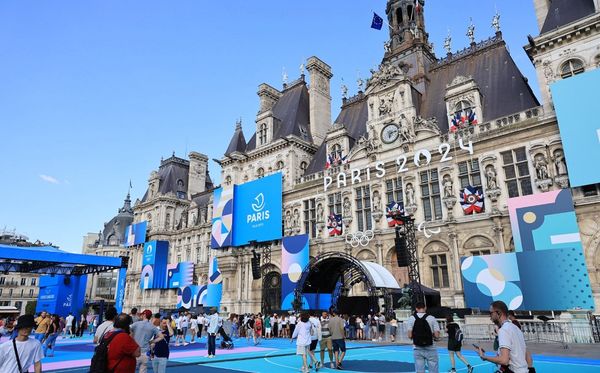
{"left": 345, "top": 230, "right": 375, "bottom": 247}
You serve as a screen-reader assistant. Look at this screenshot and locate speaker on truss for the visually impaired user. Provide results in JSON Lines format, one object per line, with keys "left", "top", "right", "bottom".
{"left": 395, "top": 228, "right": 409, "bottom": 267}
{"left": 251, "top": 250, "right": 261, "bottom": 280}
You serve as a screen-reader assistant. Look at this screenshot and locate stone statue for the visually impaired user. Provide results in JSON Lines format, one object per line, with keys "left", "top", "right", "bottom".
{"left": 285, "top": 210, "right": 292, "bottom": 229}
{"left": 443, "top": 32, "right": 452, "bottom": 54}
{"left": 317, "top": 203, "right": 324, "bottom": 223}
{"left": 486, "top": 166, "right": 498, "bottom": 190}
{"left": 343, "top": 198, "right": 351, "bottom": 217}
{"left": 292, "top": 209, "right": 300, "bottom": 228}
{"left": 378, "top": 93, "right": 394, "bottom": 116}
{"left": 554, "top": 150, "right": 567, "bottom": 175}
{"left": 466, "top": 19, "right": 475, "bottom": 44}
{"left": 405, "top": 184, "right": 416, "bottom": 205}
{"left": 535, "top": 156, "right": 550, "bottom": 180}
{"left": 357, "top": 76, "right": 365, "bottom": 92}
{"left": 341, "top": 83, "right": 348, "bottom": 99}
{"left": 383, "top": 40, "right": 391, "bottom": 53}
{"left": 443, "top": 176, "right": 454, "bottom": 198}
{"left": 300, "top": 62, "right": 305, "bottom": 76}
{"left": 492, "top": 11, "right": 501, "bottom": 33}
{"left": 373, "top": 192, "right": 381, "bottom": 212}
{"left": 282, "top": 68, "right": 288, "bottom": 84}
{"left": 399, "top": 114, "right": 414, "bottom": 142}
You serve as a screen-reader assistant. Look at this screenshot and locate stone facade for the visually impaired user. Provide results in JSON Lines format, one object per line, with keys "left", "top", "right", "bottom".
{"left": 123, "top": 0, "right": 600, "bottom": 313}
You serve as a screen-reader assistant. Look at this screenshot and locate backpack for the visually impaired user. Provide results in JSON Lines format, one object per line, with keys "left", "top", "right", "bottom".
{"left": 412, "top": 313, "right": 433, "bottom": 347}
{"left": 455, "top": 326, "right": 464, "bottom": 343}
{"left": 89, "top": 330, "right": 123, "bottom": 373}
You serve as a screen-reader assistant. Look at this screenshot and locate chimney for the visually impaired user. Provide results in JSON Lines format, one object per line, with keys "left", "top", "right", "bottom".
{"left": 306, "top": 56, "right": 333, "bottom": 147}
{"left": 188, "top": 151, "right": 208, "bottom": 196}
{"left": 533, "top": 0, "right": 551, "bottom": 32}
{"left": 257, "top": 83, "right": 282, "bottom": 114}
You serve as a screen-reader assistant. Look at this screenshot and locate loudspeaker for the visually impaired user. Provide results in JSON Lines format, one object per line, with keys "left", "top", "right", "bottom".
{"left": 251, "top": 251, "right": 261, "bottom": 280}
{"left": 63, "top": 276, "right": 71, "bottom": 285}
{"left": 395, "top": 229, "right": 409, "bottom": 267}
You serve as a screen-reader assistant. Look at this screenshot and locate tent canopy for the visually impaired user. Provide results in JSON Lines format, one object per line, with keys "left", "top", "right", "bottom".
{"left": 0, "top": 244, "right": 124, "bottom": 275}
{"left": 360, "top": 261, "right": 401, "bottom": 290}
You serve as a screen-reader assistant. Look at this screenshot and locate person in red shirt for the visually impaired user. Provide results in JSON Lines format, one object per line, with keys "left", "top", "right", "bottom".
{"left": 105, "top": 314, "right": 140, "bottom": 373}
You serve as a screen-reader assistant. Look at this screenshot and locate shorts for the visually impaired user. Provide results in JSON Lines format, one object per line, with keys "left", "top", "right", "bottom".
{"left": 309, "top": 339, "right": 318, "bottom": 351}
{"left": 296, "top": 344, "right": 309, "bottom": 355}
{"left": 332, "top": 339, "right": 346, "bottom": 353}
{"left": 265, "top": 327, "right": 271, "bottom": 333}
{"left": 378, "top": 324, "right": 385, "bottom": 332}
{"left": 320, "top": 337, "right": 332, "bottom": 351}
{"left": 448, "top": 339, "right": 462, "bottom": 352}
{"left": 255, "top": 329, "right": 262, "bottom": 337}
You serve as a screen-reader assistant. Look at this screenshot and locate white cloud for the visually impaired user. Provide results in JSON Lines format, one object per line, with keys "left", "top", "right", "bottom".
{"left": 39, "top": 174, "right": 60, "bottom": 184}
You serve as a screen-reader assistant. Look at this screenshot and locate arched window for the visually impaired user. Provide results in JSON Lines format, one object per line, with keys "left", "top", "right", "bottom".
{"left": 331, "top": 144, "right": 342, "bottom": 158}
{"left": 560, "top": 59, "right": 585, "bottom": 78}
{"left": 276, "top": 160, "right": 284, "bottom": 170}
{"left": 450, "top": 100, "right": 478, "bottom": 129}
{"left": 225, "top": 175, "right": 232, "bottom": 186}
{"left": 300, "top": 161, "right": 308, "bottom": 173}
{"left": 259, "top": 123, "right": 268, "bottom": 145}
{"left": 257, "top": 167, "right": 265, "bottom": 178}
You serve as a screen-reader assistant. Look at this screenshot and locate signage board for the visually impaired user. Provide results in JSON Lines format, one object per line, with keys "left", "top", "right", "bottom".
{"left": 140, "top": 240, "right": 169, "bottom": 290}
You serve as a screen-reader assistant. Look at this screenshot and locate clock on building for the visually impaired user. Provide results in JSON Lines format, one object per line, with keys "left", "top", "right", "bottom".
{"left": 381, "top": 123, "right": 400, "bottom": 144}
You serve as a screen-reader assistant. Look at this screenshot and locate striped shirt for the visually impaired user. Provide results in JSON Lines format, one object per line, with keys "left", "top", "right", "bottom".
{"left": 320, "top": 317, "right": 331, "bottom": 338}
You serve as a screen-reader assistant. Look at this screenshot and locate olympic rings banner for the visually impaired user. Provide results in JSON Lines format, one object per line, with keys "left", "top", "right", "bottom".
{"left": 345, "top": 230, "right": 374, "bottom": 248}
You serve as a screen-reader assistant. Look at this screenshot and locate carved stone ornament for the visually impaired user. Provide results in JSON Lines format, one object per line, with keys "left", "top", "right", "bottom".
{"left": 378, "top": 92, "right": 395, "bottom": 117}
{"left": 367, "top": 62, "right": 405, "bottom": 89}
{"left": 399, "top": 114, "right": 415, "bottom": 142}
{"left": 534, "top": 154, "right": 553, "bottom": 191}
{"left": 413, "top": 116, "right": 441, "bottom": 135}
{"left": 554, "top": 175, "right": 570, "bottom": 189}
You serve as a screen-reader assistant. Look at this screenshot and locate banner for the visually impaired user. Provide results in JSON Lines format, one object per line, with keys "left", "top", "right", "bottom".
{"left": 140, "top": 240, "right": 169, "bottom": 290}
{"left": 232, "top": 172, "right": 283, "bottom": 246}
{"left": 166, "top": 261, "right": 194, "bottom": 289}
{"left": 36, "top": 275, "right": 87, "bottom": 317}
{"left": 204, "top": 257, "right": 223, "bottom": 309}
{"left": 124, "top": 221, "right": 147, "bottom": 247}
{"left": 211, "top": 187, "right": 235, "bottom": 249}
{"left": 462, "top": 190, "right": 593, "bottom": 310}
{"left": 114, "top": 267, "right": 128, "bottom": 313}
{"left": 551, "top": 68, "right": 600, "bottom": 187}
{"left": 281, "top": 234, "right": 309, "bottom": 310}
{"left": 177, "top": 284, "right": 208, "bottom": 309}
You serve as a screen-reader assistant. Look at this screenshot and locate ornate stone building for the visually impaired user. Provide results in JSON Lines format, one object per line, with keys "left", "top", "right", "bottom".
{"left": 124, "top": 0, "right": 600, "bottom": 312}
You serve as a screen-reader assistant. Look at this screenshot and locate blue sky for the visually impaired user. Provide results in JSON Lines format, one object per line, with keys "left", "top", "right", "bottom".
{"left": 0, "top": 1, "right": 540, "bottom": 252}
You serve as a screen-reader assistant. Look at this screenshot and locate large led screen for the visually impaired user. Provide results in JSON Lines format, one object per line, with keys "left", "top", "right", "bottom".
{"left": 166, "top": 261, "right": 194, "bottom": 289}
{"left": 551, "top": 68, "right": 600, "bottom": 187}
{"left": 140, "top": 240, "right": 169, "bottom": 290}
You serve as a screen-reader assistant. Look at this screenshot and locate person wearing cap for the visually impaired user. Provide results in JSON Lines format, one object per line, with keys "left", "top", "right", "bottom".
{"left": 131, "top": 309, "right": 163, "bottom": 373}
{"left": 0, "top": 314, "right": 43, "bottom": 373}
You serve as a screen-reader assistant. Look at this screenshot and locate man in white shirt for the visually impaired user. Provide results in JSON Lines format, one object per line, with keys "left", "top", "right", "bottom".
{"left": 477, "top": 301, "right": 529, "bottom": 373}
{"left": 65, "top": 312, "right": 75, "bottom": 338}
{"left": 407, "top": 302, "right": 441, "bottom": 373}
{"left": 289, "top": 313, "right": 297, "bottom": 337}
{"left": 0, "top": 314, "right": 43, "bottom": 373}
{"left": 308, "top": 312, "right": 322, "bottom": 370}
{"left": 93, "top": 307, "right": 117, "bottom": 344}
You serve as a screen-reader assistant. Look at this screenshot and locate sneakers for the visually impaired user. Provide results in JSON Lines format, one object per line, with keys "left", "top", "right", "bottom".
{"left": 337, "top": 362, "right": 343, "bottom": 370}
{"left": 448, "top": 369, "right": 456, "bottom": 373}
{"left": 330, "top": 362, "right": 335, "bottom": 369}
{"left": 467, "top": 365, "right": 474, "bottom": 373}
{"left": 315, "top": 361, "right": 322, "bottom": 371}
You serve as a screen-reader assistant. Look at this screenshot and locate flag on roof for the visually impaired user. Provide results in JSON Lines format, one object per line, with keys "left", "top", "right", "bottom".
{"left": 386, "top": 201, "right": 405, "bottom": 227}
{"left": 459, "top": 186, "right": 485, "bottom": 215}
{"left": 327, "top": 214, "right": 343, "bottom": 236}
{"left": 371, "top": 12, "right": 383, "bottom": 30}
{"left": 415, "top": 0, "right": 422, "bottom": 13}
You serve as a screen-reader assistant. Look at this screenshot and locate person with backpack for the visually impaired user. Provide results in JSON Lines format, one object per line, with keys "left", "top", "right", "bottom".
{"left": 91, "top": 313, "right": 140, "bottom": 373}
{"left": 0, "top": 314, "right": 43, "bottom": 373}
{"left": 445, "top": 315, "right": 473, "bottom": 373}
{"left": 407, "top": 301, "right": 440, "bottom": 373}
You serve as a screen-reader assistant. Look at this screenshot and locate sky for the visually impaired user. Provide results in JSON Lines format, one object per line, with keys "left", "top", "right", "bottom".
{"left": 0, "top": 1, "right": 541, "bottom": 252}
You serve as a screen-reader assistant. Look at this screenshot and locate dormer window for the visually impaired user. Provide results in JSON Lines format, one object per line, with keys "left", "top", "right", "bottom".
{"left": 259, "top": 123, "right": 268, "bottom": 145}
{"left": 560, "top": 59, "right": 584, "bottom": 79}
{"left": 331, "top": 144, "right": 342, "bottom": 159}
{"left": 450, "top": 100, "right": 478, "bottom": 132}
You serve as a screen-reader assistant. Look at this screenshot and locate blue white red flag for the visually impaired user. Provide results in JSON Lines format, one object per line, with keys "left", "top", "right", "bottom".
{"left": 371, "top": 13, "right": 383, "bottom": 30}
{"left": 386, "top": 201, "right": 405, "bottom": 227}
{"left": 459, "top": 186, "right": 485, "bottom": 214}
{"left": 327, "top": 214, "right": 343, "bottom": 236}
{"left": 415, "top": 0, "right": 422, "bottom": 13}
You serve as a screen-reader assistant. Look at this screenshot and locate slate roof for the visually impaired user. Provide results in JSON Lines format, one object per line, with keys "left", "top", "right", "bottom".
{"left": 422, "top": 38, "right": 540, "bottom": 133}
{"left": 540, "top": 0, "right": 596, "bottom": 34}
{"left": 224, "top": 124, "right": 247, "bottom": 156}
{"left": 101, "top": 194, "right": 133, "bottom": 246}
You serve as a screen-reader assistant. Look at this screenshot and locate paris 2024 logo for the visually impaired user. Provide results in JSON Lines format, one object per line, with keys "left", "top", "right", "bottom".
{"left": 247, "top": 193, "right": 270, "bottom": 223}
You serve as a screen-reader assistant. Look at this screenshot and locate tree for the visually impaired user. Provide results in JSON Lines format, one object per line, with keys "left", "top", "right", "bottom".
{"left": 25, "top": 301, "right": 37, "bottom": 315}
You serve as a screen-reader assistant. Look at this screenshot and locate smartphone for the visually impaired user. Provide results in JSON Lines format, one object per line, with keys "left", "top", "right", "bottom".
{"left": 472, "top": 344, "right": 485, "bottom": 353}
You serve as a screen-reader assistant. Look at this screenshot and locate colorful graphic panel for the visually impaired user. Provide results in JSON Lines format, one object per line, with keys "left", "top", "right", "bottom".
{"left": 124, "top": 221, "right": 147, "bottom": 247}
{"left": 281, "top": 234, "right": 309, "bottom": 310}
{"left": 211, "top": 187, "right": 235, "bottom": 248}
{"left": 508, "top": 189, "right": 582, "bottom": 252}
{"left": 551, "top": 68, "right": 600, "bottom": 187}
{"left": 140, "top": 240, "right": 169, "bottom": 290}
{"left": 205, "top": 257, "right": 223, "bottom": 309}
{"left": 36, "top": 275, "right": 88, "bottom": 317}
{"left": 114, "top": 267, "right": 128, "bottom": 313}
{"left": 166, "top": 261, "right": 194, "bottom": 289}
{"left": 232, "top": 172, "right": 283, "bottom": 246}
{"left": 462, "top": 190, "right": 593, "bottom": 310}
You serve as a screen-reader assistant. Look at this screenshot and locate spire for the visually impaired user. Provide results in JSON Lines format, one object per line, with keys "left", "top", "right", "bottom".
{"left": 119, "top": 189, "right": 133, "bottom": 214}
{"left": 385, "top": 0, "right": 430, "bottom": 56}
{"left": 225, "top": 119, "right": 247, "bottom": 156}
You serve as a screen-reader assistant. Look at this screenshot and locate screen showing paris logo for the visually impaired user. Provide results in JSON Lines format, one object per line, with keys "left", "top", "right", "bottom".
{"left": 231, "top": 172, "right": 282, "bottom": 246}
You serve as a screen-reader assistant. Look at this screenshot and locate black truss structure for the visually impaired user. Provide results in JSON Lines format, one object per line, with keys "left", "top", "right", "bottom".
{"left": 0, "top": 256, "right": 128, "bottom": 276}
{"left": 397, "top": 216, "right": 424, "bottom": 310}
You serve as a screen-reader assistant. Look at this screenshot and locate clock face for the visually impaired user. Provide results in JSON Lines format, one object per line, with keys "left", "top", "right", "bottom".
{"left": 381, "top": 124, "right": 399, "bottom": 144}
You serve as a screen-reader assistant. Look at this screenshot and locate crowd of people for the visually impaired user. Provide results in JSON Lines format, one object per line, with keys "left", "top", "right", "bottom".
{"left": 0, "top": 300, "right": 536, "bottom": 373}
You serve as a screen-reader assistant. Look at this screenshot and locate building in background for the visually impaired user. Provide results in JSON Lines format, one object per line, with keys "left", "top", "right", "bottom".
{"left": 123, "top": 0, "right": 600, "bottom": 313}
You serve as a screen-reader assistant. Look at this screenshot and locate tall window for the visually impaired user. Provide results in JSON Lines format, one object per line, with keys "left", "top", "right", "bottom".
{"left": 257, "top": 167, "right": 265, "bottom": 178}
{"left": 560, "top": 59, "right": 585, "bottom": 79}
{"left": 430, "top": 254, "right": 450, "bottom": 288}
{"left": 331, "top": 144, "right": 342, "bottom": 159}
{"left": 0, "top": 277, "right": 4, "bottom": 285}
{"left": 582, "top": 183, "right": 600, "bottom": 197}
{"left": 420, "top": 169, "right": 442, "bottom": 221}
{"left": 385, "top": 177, "right": 404, "bottom": 204}
{"left": 328, "top": 192, "right": 342, "bottom": 215}
{"left": 355, "top": 186, "right": 373, "bottom": 231}
{"left": 458, "top": 159, "right": 482, "bottom": 189}
{"left": 259, "top": 123, "right": 268, "bottom": 145}
{"left": 29, "top": 289, "right": 34, "bottom": 297}
{"left": 469, "top": 249, "right": 491, "bottom": 256}
{"left": 303, "top": 198, "right": 317, "bottom": 238}
{"left": 300, "top": 161, "right": 308, "bottom": 173}
{"left": 20, "top": 278, "right": 26, "bottom": 286}
{"left": 501, "top": 148, "right": 532, "bottom": 198}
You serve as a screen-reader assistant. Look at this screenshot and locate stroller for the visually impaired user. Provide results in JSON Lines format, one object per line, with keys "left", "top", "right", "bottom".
{"left": 219, "top": 326, "right": 234, "bottom": 349}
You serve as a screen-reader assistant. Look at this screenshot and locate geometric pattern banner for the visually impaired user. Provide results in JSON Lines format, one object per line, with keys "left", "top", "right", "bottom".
{"left": 211, "top": 187, "right": 235, "bottom": 249}
{"left": 204, "top": 256, "right": 223, "bottom": 310}
{"left": 462, "top": 189, "right": 594, "bottom": 310}
{"left": 281, "top": 234, "right": 309, "bottom": 310}
{"left": 166, "top": 261, "right": 194, "bottom": 289}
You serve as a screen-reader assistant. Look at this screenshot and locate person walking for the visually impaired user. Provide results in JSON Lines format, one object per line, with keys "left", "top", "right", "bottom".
{"left": 104, "top": 314, "right": 140, "bottom": 373}
{"left": 131, "top": 310, "right": 163, "bottom": 373}
{"left": 65, "top": 312, "right": 75, "bottom": 338}
{"left": 42, "top": 314, "right": 61, "bottom": 357}
{"left": 264, "top": 314, "right": 272, "bottom": 339}
{"left": 377, "top": 314, "right": 386, "bottom": 342}
{"left": 94, "top": 307, "right": 117, "bottom": 344}
{"left": 151, "top": 317, "right": 173, "bottom": 373}
{"left": 289, "top": 313, "right": 297, "bottom": 338}
{"left": 329, "top": 309, "right": 347, "bottom": 370}
{"left": 308, "top": 311, "right": 322, "bottom": 370}
{"left": 477, "top": 301, "right": 529, "bottom": 373}
{"left": 389, "top": 317, "right": 398, "bottom": 342}
{"left": 291, "top": 312, "right": 317, "bottom": 373}
{"left": 369, "top": 314, "right": 378, "bottom": 341}
{"left": 197, "top": 314, "right": 205, "bottom": 340}
{"left": 0, "top": 314, "right": 43, "bottom": 373}
{"left": 254, "top": 314, "right": 263, "bottom": 345}
{"left": 180, "top": 313, "right": 189, "bottom": 346}
{"left": 445, "top": 315, "right": 472, "bottom": 373}
{"left": 34, "top": 311, "right": 50, "bottom": 342}
{"left": 320, "top": 311, "right": 334, "bottom": 369}
{"left": 206, "top": 308, "right": 220, "bottom": 358}
{"left": 246, "top": 314, "right": 255, "bottom": 343}
{"left": 189, "top": 315, "right": 198, "bottom": 344}
{"left": 407, "top": 301, "right": 441, "bottom": 373}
